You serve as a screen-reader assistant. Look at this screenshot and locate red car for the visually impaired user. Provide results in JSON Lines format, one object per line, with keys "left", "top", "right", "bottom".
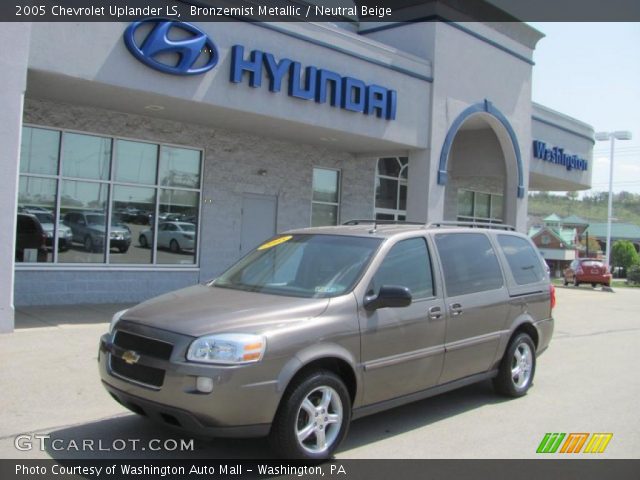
{"left": 563, "top": 258, "right": 612, "bottom": 287}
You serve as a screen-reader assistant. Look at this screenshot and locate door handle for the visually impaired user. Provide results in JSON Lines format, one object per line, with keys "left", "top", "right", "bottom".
{"left": 428, "top": 306, "right": 442, "bottom": 320}
{"left": 449, "top": 303, "right": 463, "bottom": 316}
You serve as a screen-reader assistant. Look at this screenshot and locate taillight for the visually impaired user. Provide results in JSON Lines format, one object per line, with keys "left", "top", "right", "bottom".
{"left": 549, "top": 284, "right": 556, "bottom": 310}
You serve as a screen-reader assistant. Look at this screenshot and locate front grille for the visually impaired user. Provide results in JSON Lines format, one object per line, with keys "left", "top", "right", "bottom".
{"left": 110, "top": 355, "right": 165, "bottom": 388}
{"left": 113, "top": 330, "right": 173, "bottom": 360}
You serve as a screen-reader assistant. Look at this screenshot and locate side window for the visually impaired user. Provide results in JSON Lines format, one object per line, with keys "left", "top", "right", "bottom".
{"left": 497, "top": 235, "right": 545, "bottom": 285}
{"left": 369, "top": 237, "right": 434, "bottom": 299}
{"left": 434, "top": 233, "right": 503, "bottom": 296}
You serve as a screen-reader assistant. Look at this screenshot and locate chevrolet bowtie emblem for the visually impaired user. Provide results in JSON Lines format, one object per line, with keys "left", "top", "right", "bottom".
{"left": 122, "top": 350, "right": 141, "bottom": 365}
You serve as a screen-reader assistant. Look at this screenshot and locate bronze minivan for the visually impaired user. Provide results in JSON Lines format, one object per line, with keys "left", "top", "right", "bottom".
{"left": 99, "top": 221, "right": 554, "bottom": 459}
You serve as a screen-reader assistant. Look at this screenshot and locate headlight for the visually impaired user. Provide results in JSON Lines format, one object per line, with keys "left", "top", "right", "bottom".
{"left": 109, "top": 309, "right": 128, "bottom": 334}
{"left": 186, "top": 333, "right": 266, "bottom": 365}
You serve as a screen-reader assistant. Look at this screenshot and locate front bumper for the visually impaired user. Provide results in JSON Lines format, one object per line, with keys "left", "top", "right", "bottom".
{"left": 98, "top": 321, "right": 281, "bottom": 438}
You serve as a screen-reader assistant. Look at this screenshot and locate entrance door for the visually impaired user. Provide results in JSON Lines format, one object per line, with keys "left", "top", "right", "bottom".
{"left": 240, "top": 193, "right": 277, "bottom": 256}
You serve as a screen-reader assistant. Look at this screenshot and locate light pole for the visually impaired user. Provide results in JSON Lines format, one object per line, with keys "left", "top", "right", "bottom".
{"left": 594, "top": 130, "right": 632, "bottom": 269}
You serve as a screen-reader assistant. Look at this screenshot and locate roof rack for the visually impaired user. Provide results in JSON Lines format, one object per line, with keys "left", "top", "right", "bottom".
{"left": 427, "top": 221, "right": 515, "bottom": 231}
{"left": 343, "top": 219, "right": 425, "bottom": 226}
{"left": 343, "top": 219, "right": 516, "bottom": 232}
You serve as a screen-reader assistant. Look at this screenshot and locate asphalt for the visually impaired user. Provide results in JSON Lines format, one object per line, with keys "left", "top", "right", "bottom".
{"left": 1, "top": 286, "right": 639, "bottom": 459}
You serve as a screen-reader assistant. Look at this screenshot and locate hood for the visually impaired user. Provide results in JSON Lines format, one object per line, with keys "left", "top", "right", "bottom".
{"left": 122, "top": 284, "right": 330, "bottom": 337}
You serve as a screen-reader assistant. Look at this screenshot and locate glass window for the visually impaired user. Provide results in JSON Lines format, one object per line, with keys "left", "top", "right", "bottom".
{"left": 115, "top": 140, "right": 158, "bottom": 185}
{"left": 156, "top": 189, "right": 199, "bottom": 265}
{"left": 457, "top": 190, "right": 503, "bottom": 223}
{"left": 312, "top": 169, "right": 339, "bottom": 203}
{"left": 311, "top": 168, "right": 340, "bottom": 226}
{"left": 159, "top": 146, "right": 201, "bottom": 188}
{"left": 20, "top": 127, "right": 60, "bottom": 176}
{"left": 110, "top": 185, "right": 155, "bottom": 264}
{"left": 457, "top": 190, "right": 474, "bottom": 217}
{"left": 59, "top": 180, "right": 108, "bottom": 263}
{"left": 435, "top": 233, "right": 504, "bottom": 296}
{"left": 369, "top": 237, "right": 433, "bottom": 299}
{"left": 215, "top": 234, "right": 381, "bottom": 298}
{"left": 17, "top": 126, "right": 202, "bottom": 267}
{"left": 497, "top": 235, "right": 545, "bottom": 285}
{"left": 375, "top": 156, "right": 408, "bottom": 220}
{"left": 17, "top": 176, "right": 58, "bottom": 263}
{"left": 62, "top": 133, "right": 111, "bottom": 180}
{"left": 475, "top": 192, "right": 491, "bottom": 219}
{"left": 312, "top": 204, "right": 338, "bottom": 227}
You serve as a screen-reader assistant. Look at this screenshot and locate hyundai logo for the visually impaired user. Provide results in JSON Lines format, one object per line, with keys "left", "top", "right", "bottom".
{"left": 124, "top": 19, "right": 218, "bottom": 75}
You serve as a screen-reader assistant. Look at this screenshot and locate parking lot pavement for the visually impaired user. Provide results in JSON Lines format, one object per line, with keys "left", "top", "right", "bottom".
{"left": 1, "top": 287, "right": 639, "bottom": 459}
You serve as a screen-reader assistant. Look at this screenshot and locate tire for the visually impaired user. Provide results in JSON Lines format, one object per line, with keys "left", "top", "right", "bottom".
{"left": 573, "top": 278, "right": 580, "bottom": 287}
{"left": 84, "top": 235, "right": 94, "bottom": 253}
{"left": 139, "top": 235, "right": 148, "bottom": 248}
{"left": 493, "top": 333, "right": 536, "bottom": 398}
{"left": 118, "top": 246, "right": 129, "bottom": 253}
{"left": 169, "top": 239, "right": 180, "bottom": 253}
{"left": 591, "top": 283, "right": 597, "bottom": 288}
{"left": 269, "top": 370, "right": 351, "bottom": 460}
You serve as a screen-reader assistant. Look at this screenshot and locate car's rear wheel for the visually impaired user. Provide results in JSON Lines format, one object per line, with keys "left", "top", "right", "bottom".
{"left": 573, "top": 278, "right": 580, "bottom": 287}
{"left": 493, "top": 333, "right": 536, "bottom": 398}
{"left": 139, "top": 235, "right": 148, "bottom": 248}
{"left": 591, "top": 283, "right": 597, "bottom": 288}
{"left": 170, "top": 239, "right": 180, "bottom": 253}
{"left": 269, "top": 370, "right": 351, "bottom": 459}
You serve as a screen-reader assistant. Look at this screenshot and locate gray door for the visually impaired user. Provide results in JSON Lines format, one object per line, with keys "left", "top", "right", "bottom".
{"left": 433, "top": 232, "right": 509, "bottom": 384}
{"left": 359, "top": 237, "right": 446, "bottom": 405}
{"left": 240, "top": 193, "right": 277, "bottom": 256}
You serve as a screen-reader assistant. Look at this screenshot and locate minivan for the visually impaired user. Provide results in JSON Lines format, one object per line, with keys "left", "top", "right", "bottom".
{"left": 99, "top": 221, "right": 554, "bottom": 459}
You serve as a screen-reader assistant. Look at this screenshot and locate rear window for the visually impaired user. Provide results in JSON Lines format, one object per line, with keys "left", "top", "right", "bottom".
{"left": 497, "top": 235, "right": 546, "bottom": 285}
{"left": 434, "top": 232, "right": 503, "bottom": 296}
{"left": 581, "top": 260, "right": 604, "bottom": 268}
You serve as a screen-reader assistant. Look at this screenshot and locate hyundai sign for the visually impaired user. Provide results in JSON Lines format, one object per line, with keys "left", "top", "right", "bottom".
{"left": 124, "top": 19, "right": 397, "bottom": 121}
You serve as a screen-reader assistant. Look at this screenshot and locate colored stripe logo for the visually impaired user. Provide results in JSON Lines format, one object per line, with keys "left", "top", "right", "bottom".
{"left": 537, "top": 433, "right": 613, "bottom": 454}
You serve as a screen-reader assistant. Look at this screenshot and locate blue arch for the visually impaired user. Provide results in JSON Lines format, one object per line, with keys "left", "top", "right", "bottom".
{"left": 437, "top": 100, "right": 525, "bottom": 198}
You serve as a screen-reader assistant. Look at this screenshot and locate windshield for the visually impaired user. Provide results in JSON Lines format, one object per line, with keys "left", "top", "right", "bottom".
{"left": 34, "top": 213, "right": 54, "bottom": 224}
{"left": 86, "top": 214, "right": 105, "bottom": 226}
{"left": 214, "top": 234, "right": 382, "bottom": 298}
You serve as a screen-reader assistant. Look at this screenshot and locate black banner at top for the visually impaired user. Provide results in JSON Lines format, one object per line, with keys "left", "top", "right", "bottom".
{"left": 2, "top": 0, "right": 640, "bottom": 22}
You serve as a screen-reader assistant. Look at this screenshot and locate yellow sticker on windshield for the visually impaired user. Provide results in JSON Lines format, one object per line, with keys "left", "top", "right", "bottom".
{"left": 257, "top": 235, "right": 292, "bottom": 250}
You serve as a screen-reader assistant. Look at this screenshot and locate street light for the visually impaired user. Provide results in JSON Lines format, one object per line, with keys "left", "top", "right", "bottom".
{"left": 594, "top": 130, "right": 633, "bottom": 270}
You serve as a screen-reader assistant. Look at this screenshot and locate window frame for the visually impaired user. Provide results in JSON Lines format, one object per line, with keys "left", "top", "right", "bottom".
{"left": 456, "top": 188, "right": 503, "bottom": 224}
{"left": 374, "top": 156, "right": 408, "bottom": 221}
{"left": 16, "top": 124, "right": 204, "bottom": 270}
{"left": 311, "top": 166, "right": 342, "bottom": 227}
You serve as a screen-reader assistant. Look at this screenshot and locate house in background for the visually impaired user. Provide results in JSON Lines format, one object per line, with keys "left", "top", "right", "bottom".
{"left": 529, "top": 214, "right": 580, "bottom": 277}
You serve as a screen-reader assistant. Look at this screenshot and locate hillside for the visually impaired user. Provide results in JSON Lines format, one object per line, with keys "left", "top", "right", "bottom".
{"left": 527, "top": 192, "right": 640, "bottom": 226}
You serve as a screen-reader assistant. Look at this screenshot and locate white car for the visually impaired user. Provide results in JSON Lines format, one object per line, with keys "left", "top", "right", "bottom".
{"left": 24, "top": 210, "right": 73, "bottom": 251}
{"left": 139, "top": 221, "right": 196, "bottom": 253}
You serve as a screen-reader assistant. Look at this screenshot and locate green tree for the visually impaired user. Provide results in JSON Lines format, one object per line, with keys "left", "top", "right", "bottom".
{"left": 611, "top": 240, "right": 640, "bottom": 277}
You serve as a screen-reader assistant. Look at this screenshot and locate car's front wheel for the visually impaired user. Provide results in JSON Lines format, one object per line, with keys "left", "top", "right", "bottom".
{"left": 269, "top": 371, "right": 351, "bottom": 459}
{"left": 493, "top": 333, "right": 536, "bottom": 398}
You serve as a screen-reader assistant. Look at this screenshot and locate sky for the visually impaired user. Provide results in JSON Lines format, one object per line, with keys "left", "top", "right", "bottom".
{"left": 528, "top": 22, "right": 640, "bottom": 195}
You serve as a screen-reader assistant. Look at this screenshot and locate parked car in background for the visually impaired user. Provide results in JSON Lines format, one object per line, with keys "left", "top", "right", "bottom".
{"left": 15, "top": 213, "right": 48, "bottom": 262}
{"left": 139, "top": 221, "right": 196, "bottom": 252}
{"left": 23, "top": 209, "right": 73, "bottom": 251}
{"left": 63, "top": 211, "right": 132, "bottom": 253}
{"left": 100, "top": 221, "right": 554, "bottom": 459}
{"left": 563, "top": 258, "right": 611, "bottom": 287}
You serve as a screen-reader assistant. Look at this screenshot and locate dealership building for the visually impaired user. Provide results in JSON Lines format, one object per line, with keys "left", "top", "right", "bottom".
{"left": 0, "top": 2, "right": 595, "bottom": 332}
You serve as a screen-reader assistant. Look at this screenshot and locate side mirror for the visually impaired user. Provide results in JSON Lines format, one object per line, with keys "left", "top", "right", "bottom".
{"left": 364, "top": 285, "right": 412, "bottom": 311}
